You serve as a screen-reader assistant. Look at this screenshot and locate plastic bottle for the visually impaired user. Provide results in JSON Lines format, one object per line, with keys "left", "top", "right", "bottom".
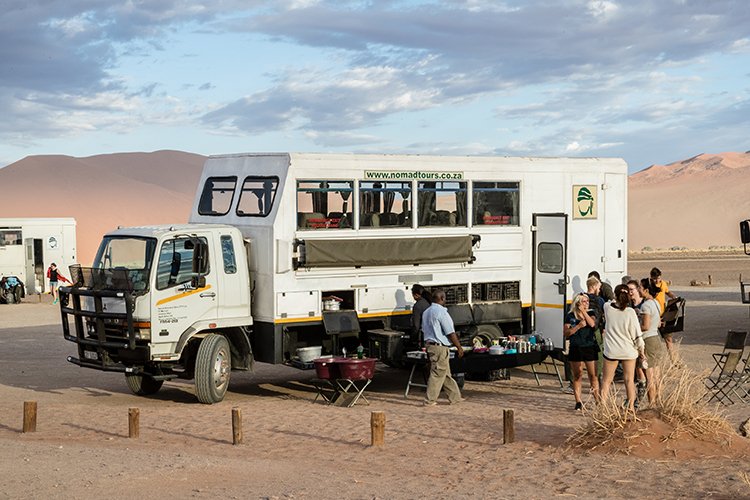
{"left": 357, "top": 344, "right": 364, "bottom": 359}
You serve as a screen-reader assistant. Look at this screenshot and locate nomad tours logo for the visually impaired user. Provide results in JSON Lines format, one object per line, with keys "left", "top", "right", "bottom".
{"left": 573, "top": 185, "right": 597, "bottom": 219}
{"left": 364, "top": 170, "right": 464, "bottom": 181}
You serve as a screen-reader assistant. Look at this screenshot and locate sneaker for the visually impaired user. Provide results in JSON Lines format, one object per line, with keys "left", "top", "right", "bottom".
{"left": 636, "top": 381, "right": 647, "bottom": 401}
{"left": 450, "top": 397, "right": 467, "bottom": 405}
{"left": 52, "top": 298, "right": 58, "bottom": 305}
{"left": 574, "top": 402, "right": 583, "bottom": 411}
{"left": 423, "top": 400, "right": 437, "bottom": 407}
{"left": 563, "top": 384, "right": 574, "bottom": 394}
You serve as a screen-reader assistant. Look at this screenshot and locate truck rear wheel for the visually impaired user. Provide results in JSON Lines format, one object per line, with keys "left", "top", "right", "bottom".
{"left": 125, "top": 373, "right": 164, "bottom": 396}
{"left": 195, "top": 334, "right": 231, "bottom": 404}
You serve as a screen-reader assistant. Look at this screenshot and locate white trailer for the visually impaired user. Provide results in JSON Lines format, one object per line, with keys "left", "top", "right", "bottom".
{"left": 0, "top": 217, "right": 77, "bottom": 294}
{"left": 60, "top": 153, "right": 627, "bottom": 403}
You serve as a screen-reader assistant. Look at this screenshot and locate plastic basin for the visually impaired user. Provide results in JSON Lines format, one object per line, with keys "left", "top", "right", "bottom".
{"left": 336, "top": 358, "right": 376, "bottom": 380}
{"left": 313, "top": 357, "right": 340, "bottom": 379}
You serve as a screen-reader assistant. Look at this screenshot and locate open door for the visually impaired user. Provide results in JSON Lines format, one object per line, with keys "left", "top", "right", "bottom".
{"left": 24, "top": 238, "right": 44, "bottom": 294}
{"left": 532, "top": 213, "right": 568, "bottom": 349}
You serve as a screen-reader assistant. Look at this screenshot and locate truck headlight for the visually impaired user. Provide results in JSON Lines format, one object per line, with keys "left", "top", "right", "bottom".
{"left": 135, "top": 328, "right": 151, "bottom": 341}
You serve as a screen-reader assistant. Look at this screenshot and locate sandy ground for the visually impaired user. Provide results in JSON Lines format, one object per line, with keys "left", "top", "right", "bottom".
{"left": 2, "top": 259, "right": 750, "bottom": 499}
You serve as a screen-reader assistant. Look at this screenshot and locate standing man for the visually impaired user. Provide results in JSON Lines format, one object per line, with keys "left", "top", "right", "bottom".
{"left": 410, "top": 284, "right": 432, "bottom": 346}
{"left": 588, "top": 270, "right": 614, "bottom": 301}
{"left": 422, "top": 289, "right": 464, "bottom": 406}
{"left": 46, "top": 263, "right": 71, "bottom": 305}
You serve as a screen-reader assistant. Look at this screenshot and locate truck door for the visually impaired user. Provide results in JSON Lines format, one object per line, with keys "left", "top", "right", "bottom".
{"left": 217, "top": 233, "right": 251, "bottom": 320}
{"left": 151, "top": 234, "right": 218, "bottom": 340}
{"left": 532, "top": 213, "right": 568, "bottom": 349}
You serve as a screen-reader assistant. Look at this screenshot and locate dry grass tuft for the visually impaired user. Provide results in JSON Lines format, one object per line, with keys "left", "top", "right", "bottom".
{"left": 568, "top": 344, "right": 736, "bottom": 452}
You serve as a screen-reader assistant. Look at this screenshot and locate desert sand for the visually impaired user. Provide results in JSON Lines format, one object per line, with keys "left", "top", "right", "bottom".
{"left": 1, "top": 258, "right": 750, "bottom": 499}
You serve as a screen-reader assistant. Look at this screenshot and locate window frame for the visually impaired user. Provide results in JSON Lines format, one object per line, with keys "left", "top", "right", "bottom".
{"left": 197, "top": 176, "right": 238, "bottom": 216}
{"left": 472, "top": 181, "right": 520, "bottom": 227}
{"left": 220, "top": 235, "right": 237, "bottom": 274}
{"left": 416, "top": 180, "right": 468, "bottom": 228}
{"left": 155, "top": 236, "right": 210, "bottom": 291}
{"left": 236, "top": 176, "right": 280, "bottom": 218}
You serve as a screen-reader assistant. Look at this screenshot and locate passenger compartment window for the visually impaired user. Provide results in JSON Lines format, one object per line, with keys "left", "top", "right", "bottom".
{"left": 198, "top": 177, "right": 237, "bottom": 216}
{"left": 473, "top": 181, "right": 520, "bottom": 226}
{"left": 0, "top": 228, "right": 22, "bottom": 246}
{"left": 359, "top": 181, "right": 412, "bottom": 228}
{"left": 297, "top": 181, "right": 353, "bottom": 230}
{"left": 417, "top": 181, "right": 467, "bottom": 227}
{"left": 155, "top": 237, "right": 209, "bottom": 290}
{"left": 237, "top": 176, "right": 279, "bottom": 217}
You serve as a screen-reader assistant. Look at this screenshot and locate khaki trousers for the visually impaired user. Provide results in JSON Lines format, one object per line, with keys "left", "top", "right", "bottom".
{"left": 425, "top": 344, "right": 462, "bottom": 403}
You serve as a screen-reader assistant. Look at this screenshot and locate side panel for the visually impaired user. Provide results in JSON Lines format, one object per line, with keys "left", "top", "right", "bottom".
{"left": 604, "top": 173, "right": 626, "bottom": 273}
{"left": 532, "top": 214, "right": 568, "bottom": 348}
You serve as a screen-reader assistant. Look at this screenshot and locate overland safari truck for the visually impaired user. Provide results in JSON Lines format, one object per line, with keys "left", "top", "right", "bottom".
{"left": 60, "top": 153, "right": 628, "bottom": 403}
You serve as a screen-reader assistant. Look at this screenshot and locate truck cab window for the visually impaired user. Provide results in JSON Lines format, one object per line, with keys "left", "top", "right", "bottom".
{"left": 237, "top": 177, "right": 279, "bottom": 217}
{"left": 220, "top": 235, "right": 237, "bottom": 274}
{"left": 417, "top": 181, "right": 467, "bottom": 227}
{"left": 198, "top": 177, "right": 237, "bottom": 216}
{"left": 473, "top": 182, "right": 520, "bottom": 226}
{"left": 156, "top": 237, "right": 209, "bottom": 290}
{"left": 296, "top": 180, "right": 353, "bottom": 230}
{"left": 359, "top": 181, "right": 412, "bottom": 228}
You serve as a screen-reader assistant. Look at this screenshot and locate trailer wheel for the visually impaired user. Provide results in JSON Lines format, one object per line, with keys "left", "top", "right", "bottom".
{"left": 125, "top": 373, "right": 164, "bottom": 396}
{"left": 195, "top": 334, "right": 231, "bottom": 404}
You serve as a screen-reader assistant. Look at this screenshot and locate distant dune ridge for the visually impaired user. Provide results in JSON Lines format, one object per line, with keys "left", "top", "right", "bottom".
{"left": 2, "top": 150, "right": 749, "bottom": 265}
{"left": 629, "top": 151, "right": 750, "bottom": 251}
{"left": 0, "top": 151, "right": 206, "bottom": 264}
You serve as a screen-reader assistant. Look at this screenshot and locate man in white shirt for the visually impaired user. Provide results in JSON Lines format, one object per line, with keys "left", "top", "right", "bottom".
{"left": 422, "top": 289, "right": 464, "bottom": 406}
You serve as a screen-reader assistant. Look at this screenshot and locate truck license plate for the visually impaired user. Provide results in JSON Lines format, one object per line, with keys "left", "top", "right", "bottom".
{"left": 84, "top": 350, "right": 99, "bottom": 361}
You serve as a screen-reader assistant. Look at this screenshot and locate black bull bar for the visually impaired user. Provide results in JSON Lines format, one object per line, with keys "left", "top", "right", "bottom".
{"left": 59, "top": 285, "right": 142, "bottom": 372}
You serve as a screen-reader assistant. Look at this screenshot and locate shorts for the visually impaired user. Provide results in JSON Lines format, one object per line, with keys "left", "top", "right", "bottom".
{"left": 49, "top": 281, "right": 59, "bottom": 290}
{"left": 643, "top": 335, "right": 666, "bottom": 366}
{"left": 567, "top": 344, "right": 600, "bottom": 362}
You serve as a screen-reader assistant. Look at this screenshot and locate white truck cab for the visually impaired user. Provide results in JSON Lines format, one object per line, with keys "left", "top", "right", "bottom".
{"left": 61, "top": 224, "right": 253, "bottom": 403}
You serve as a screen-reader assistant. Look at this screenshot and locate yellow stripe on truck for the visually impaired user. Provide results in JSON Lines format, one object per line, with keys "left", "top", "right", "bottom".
{"left": 273, "top": 309, "right": 411, "bottom": 325}
{"left": 535, "top": 302, "right": 566, "bottom": 309}
{"left": 156, "top": 285, "right": 212, "bottom": 306}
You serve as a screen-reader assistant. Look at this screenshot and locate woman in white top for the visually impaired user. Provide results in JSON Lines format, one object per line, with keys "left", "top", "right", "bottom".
{"left": 639, "top": 278, "right": 666, "bottom": 404}
{"left": 601, "top": 284, "right": 646, "bottom": 411}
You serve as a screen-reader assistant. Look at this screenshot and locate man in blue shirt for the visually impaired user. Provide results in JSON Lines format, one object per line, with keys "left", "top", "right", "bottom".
{"left": 422, "top": 289, "right": 464, "bottom": 406}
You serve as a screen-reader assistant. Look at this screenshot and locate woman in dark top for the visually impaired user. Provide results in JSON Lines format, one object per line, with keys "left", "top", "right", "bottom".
{"left": 564, "top": 293, "right": 601, "bottom": 410}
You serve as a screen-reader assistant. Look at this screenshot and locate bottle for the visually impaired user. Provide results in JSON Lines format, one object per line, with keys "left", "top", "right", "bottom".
{"left": 357, "top": 344, "right": 364, "bottom": 359}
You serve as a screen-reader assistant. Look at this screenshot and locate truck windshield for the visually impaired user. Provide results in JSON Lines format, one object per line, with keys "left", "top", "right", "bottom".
{"left": 92, "top": 236, "right": 157, "bottom": 292}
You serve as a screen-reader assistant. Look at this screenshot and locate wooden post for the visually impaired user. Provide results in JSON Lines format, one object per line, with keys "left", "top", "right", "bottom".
{"left": 708, "top": 274, "right": 712, "bottom": 285}
{"left": 503, "top": 409, "right": 515, "bottom": 444}
{"left": 371, "top": 411, "right": 386, "bottom": 447}
{"left": 128, "top": 408, "right": 140, "bottom": 438}
{"left": 232, "top": 407, "right": 243, "bottom": 445}
{"left": 23, "top": 401, "right": 37, "bottom": 433}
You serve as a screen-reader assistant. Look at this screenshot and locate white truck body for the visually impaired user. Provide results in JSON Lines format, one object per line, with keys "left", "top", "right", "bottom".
{"left": 61, "top": 152, "right": 627, "bottom": 403}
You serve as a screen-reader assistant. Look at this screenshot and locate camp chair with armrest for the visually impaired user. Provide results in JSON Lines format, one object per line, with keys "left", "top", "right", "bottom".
{"left": 729, "top": 353, "right": 750, "bottom": 403}
{"left": 708, "top": 330, "right": 747, "bottom": 379}
{"left": 705, "top": 351, "right": 744, "bottom": 405}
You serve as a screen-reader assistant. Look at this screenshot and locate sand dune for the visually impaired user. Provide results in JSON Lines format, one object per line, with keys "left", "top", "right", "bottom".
{"left": 2, "top": 150, "right": 750, "bottom": 263}
{"left": 628, "top": 151, "right": 750, "bottom": 250}
{"left": 0, "top": 151, "right": 205, "bottom": 264}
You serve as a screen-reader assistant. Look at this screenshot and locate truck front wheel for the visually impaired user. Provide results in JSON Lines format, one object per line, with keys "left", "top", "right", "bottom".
{"left": 125, "top": 373, "right": 164, "bottom": 396}
{"left": 194, "top": 334, "right": 231, "bottom": 404}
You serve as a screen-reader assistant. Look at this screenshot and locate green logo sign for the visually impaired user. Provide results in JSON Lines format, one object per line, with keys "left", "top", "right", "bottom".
{"left": 573, "top": 185, "right": 597, "bottom": 219}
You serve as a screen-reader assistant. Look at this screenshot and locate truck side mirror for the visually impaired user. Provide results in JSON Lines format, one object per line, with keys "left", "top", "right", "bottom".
{"left": 191, "top": 239, "right": 209, "bottom": 274}
{"left": 741, "top": 220, "right": 750, "bottom": 255}
{"left": 191, "top": 275, "right": 206, "bottom": 289}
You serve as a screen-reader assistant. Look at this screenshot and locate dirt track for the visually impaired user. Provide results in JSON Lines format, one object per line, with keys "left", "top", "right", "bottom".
{"left": 1, "top": 260, "right": 750, "bottom": 499}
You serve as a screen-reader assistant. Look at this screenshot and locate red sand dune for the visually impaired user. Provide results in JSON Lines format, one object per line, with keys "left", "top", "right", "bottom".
{"left": 2, "top": 150, "right": 750, "bottom": 263}
{"left": 0, "top": 151, "right": 206, "bottom": 264}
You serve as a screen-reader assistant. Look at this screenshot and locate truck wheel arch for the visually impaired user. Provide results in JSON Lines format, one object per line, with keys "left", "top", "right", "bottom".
{"left": 180, "top": 327, "right": 254, "bottom": 372}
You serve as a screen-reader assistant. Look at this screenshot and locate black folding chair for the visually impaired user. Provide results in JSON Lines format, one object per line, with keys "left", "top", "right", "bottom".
{"left": 728, "top": 354, "right": 750, "bottom": 404}
{"left": 708, "top": 330, "right": 747, "bottom": 378}
{"left": 706, "top": 351, "right": 744, "bottom": 405}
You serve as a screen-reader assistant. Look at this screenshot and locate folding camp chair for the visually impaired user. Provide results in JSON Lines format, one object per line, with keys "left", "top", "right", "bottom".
{"left": 706, "top": 351, "right": 744, "bottom": 405}
{"left": 708, "top": 330, "right": 747, "bottom": 379}
{"left": 728, "top": 354, "right": 750, "bottom": 404}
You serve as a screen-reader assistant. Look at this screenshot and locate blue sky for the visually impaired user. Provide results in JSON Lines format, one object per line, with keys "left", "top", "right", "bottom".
{"left": 1, "top": 0, "right": 749, "bottom": 172}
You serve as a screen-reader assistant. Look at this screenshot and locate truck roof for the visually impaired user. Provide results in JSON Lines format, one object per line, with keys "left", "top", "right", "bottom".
{"left": 104, "top": 224, "right": 238, "bottom": 238}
